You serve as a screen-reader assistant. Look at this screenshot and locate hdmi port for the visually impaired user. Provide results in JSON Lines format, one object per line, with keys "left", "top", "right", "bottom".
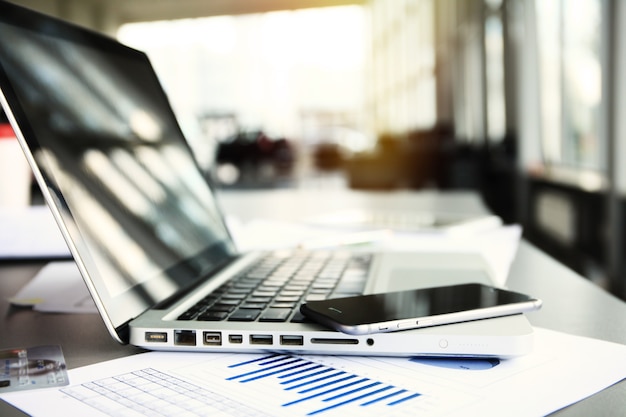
{"left": 250, "top": 334, "right": 273, "bottom": 345}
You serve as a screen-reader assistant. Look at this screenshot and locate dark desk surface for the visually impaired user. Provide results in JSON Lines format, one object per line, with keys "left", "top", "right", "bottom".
{"left": 1, "top": 190, "right": 625, "bottom": 416}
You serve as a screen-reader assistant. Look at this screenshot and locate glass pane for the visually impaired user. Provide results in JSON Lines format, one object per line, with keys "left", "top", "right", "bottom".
{"left": 485, "top": 14, "right": 506, "bottom": 141}
{"left": 535, "top": 0, "right": 562, "bottom": 163}
{"left": 562, "top": 0, "right": 602, "bottom": 169}
{"left": 535, "top": 0, "right": 603, "bottom": 170}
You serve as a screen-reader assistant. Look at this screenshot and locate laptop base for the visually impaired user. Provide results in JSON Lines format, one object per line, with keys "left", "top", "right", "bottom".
{"left": 130, "top": 314, "right": 533, "bottom": 358}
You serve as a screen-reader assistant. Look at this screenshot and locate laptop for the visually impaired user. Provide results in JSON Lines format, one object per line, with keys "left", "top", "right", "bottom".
{"left": 0, "top": 1, "right": 533, "bottom": 358}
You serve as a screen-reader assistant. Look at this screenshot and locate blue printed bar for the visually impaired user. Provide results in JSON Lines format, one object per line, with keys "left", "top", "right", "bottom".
{"left": 240, "top": 361, "right": 313, "bottom": 383}
{"left": 227, "top": 358, "right": 303, "bottom": 381}
{"left": 228, "top": 354, "right": 282, "bottom": 368}
{"left": 279, "top": 364, "right": 323, "bottom": 379}
{"left": 308, "top": 385, "right": 394, "bottom": 415}
{"left": 322, "top": 382, "right": 381, "bottom": 402}
{"left": 284, "top": 371, "right": 345, "bottom": 391}
{"left": 225, "top": 355, "right": 423, "bottom": 415}
{"left": 281, "top": 368, "right": 334, "bottom": 388}
{"left": 298, "top": 374, "right": 354, "bottom": 394}
{"left": 283, "top": 378, "right": 368, "bottom": 406}
{"left": 360, "top": 388, "right": 406, "bottom": 406}
{"left": 388, "top": 392, "right": 422, "bottom": 405}
{"left": 259, "top": 355, "right": 296, "bottom": 366}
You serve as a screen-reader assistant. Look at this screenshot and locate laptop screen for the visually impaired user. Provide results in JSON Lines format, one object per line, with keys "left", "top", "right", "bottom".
{"left": 0, "top": 3, "right": 238, "bottom": 335}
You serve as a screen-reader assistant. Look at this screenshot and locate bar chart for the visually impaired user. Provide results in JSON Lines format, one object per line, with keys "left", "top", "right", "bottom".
{"left": 59, "top": 352, "right": 483, "bottom": 416}
{"left": 58, "top": 353, "right": 430, "bottom": 417}
{"left": 225, "top": 354, "right": 422, "bottom": 415}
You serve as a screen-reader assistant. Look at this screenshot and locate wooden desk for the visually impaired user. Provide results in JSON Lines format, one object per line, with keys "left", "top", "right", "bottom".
{"left": 1, "top": 189, "right": 625, "bottom": 416}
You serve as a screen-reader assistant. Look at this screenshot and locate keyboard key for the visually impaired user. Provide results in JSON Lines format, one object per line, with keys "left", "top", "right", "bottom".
{"left": 247, "top": 296, "right": 272, "bottom": 303}
{"left": 215, "top": 299, "right": 240, "bottom": 307}
{"left": 283, "top": 284, "right": 309, "bottom": 291}
{"left": 233, "top": 281, "right": 259, "bottom": 289}
{"left": 177, "top": 311, "right": 199, "bottom": 321}
{"left": 259, "top": 308, "right": 292, "bottom": 322}
{"left": 221, "top": 292, "right": 248, "bottom": 300}
{"left": 252, "top": 290, "right": 277, "bottom": 298}
{"left": 308, "top": 286, "right": 331, "bottom": 292}
{"left": 258, "top": 284, "right": 282, "bottom": 291}
{"left": 274, "top": 296, "right": 300, "bottom": 303}
{"left": 305, "top": 294, "right": 328, "bottom": 302}
{"left": 209, "top": 304, "right": 236, "bottom": 313}
{"left": 197, "top": 311, "right": 229, "bottom": 321}
{"left": 240, "top": 302, "right": 268, "bottom": 310}
{"left": 176, "top": 250, "right": 370, "bottom": 324}
{"left": 279, "top": 290, "right": 304, "bottom": 297}
{"left": 271, "top": 302, "right": 297, "bottom": 309}
{"left": 311, "top": 281, "right": 336, "bottom": 290}
{"left": 228, "top": 309, "right": 262, "bottom": 321}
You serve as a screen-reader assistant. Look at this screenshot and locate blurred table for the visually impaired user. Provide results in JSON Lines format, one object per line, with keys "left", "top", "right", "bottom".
{"left": 1, "top": 189, "right": 625, "bottom": 416}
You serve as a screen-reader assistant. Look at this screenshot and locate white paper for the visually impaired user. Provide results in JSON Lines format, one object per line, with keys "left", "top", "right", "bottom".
{"left": 0, "top": 205, "right": 71, "bottom": 259}
{"left": 2, "top": 327, "right": 625, "bottom": 417}
{"left": 9, "top": 261, "right": 96, "bottom": 313}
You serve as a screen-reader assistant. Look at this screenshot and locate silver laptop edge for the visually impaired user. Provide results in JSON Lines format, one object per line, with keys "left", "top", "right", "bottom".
{"left": 0, "top": 1, "right": 533, "bottom": 358}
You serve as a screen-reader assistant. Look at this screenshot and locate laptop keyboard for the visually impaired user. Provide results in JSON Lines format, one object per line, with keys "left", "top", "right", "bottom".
{"left": 177, "top": 250, "right": 372, "bottom": 323}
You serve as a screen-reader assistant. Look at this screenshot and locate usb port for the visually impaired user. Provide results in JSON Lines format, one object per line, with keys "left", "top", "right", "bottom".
{"left": 145, "top": 332, "right": 168, "bottom": 343}
{"left": 203, "top": 331, "right": 222, "bottom": 346}
{"left": 174, "top": 330, "right": 196, "bottom": 346}
{"left": 250, "top": 334, "right": 273, "bottom": 345}
{"left": 229, "top": 334, "right": 243, "bottom": 344}
{"left": 280, "top": 335, "right": 304, "bottom": 346}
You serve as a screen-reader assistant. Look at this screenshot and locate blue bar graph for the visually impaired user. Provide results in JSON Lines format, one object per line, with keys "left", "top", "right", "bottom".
{"left": 283, "top": 370, "right": 343, "bottom": 391}
{"left": 226, "top": 354, "right": 422, "bottom": 415}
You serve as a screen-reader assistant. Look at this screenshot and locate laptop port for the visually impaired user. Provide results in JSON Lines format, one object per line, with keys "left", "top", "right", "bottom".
{"left": 311, "top": 338, "right": 358, "bottom": 345}
{"left": 229, "top": 334, "right": 243, "bottom": 344}
{"left": 280, "top": 335, "right": 304, "bottom": 346}
{"left": 203, "top": 332, "right": 222, "bottom": 346}
{"left": 250, "top": 334, "right": 273, "bottom": 345}
{"left": 174, "top": 330, "right": 196, "bottom": 346}
{"left": 145, "top": 332, "right": 168, "bottom": 343}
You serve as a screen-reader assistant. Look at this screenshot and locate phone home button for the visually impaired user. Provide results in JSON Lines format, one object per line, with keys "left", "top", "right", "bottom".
{"left": 439, "top": 339, "right": 449, "bottom": 349}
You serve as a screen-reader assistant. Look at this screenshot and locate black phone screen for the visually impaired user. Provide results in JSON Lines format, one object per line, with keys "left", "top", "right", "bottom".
{"left": 302, "top": 283, "right": 536, "bottom": 326}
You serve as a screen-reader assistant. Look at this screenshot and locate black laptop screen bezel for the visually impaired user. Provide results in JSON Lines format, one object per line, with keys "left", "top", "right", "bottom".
{"left": 0, "top": 1, "right": 239, "bottom": 342}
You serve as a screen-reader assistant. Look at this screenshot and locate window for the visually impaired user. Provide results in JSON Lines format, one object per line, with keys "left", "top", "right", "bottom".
{"left": 484, "top": 3, "right": 506, "bottom": 141}
{"left": 368, "top": 0, "right": 436, "bottom": 135}
{"left": 535, "top": 0, "right": 603, "bottom": 171}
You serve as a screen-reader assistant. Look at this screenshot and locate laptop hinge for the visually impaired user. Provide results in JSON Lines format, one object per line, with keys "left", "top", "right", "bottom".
{"left": 115, "top": 320, "right": 131, "bottom": 344}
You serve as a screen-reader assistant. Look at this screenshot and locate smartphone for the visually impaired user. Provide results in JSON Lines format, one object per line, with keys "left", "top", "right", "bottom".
{"left": 300, "top": 283, "right": 542, "bottom": 335}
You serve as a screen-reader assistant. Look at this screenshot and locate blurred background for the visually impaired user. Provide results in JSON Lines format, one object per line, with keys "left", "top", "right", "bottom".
{"left": 3, "top": 0, "right": 626, "bottom": 301}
